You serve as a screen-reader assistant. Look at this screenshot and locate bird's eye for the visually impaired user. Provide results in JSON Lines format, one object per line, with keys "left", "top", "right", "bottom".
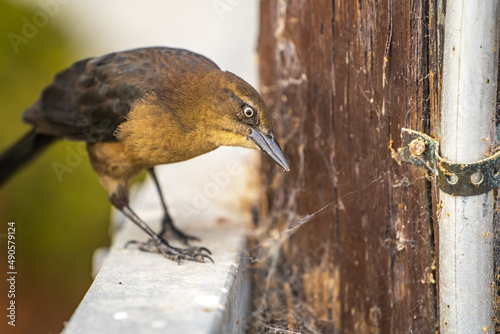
{"left": 243, "top": 106, "right": 254, "bottom": 118}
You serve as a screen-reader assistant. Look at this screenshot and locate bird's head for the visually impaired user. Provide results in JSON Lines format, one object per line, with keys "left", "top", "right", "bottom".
{"left": 199, "top": 71, "right": 289, "bottom": 172}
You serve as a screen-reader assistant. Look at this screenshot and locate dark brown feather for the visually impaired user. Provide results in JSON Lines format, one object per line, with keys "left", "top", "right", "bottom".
{"left": 22, "top": 47, "right": 220, "bottom": 142}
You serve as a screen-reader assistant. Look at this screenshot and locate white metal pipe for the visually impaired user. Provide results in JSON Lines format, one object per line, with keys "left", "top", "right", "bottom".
{"left": 439, "top": 0, "right": 499, "bottom": 333}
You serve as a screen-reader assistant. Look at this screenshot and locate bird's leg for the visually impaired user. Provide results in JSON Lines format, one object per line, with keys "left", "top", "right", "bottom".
{"left": 99, "top": 172, "right": 212, "bottom": 263}
{"left": 148, "top": 167, "right": 200, "bottom": 244}
{"left": 121, "top": 206, "right": 212, "bottom": 263}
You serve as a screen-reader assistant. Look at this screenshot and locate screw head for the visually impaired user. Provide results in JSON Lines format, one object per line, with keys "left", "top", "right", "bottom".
{"left": 409, "top": 138, "right": 426, "bottom": 156}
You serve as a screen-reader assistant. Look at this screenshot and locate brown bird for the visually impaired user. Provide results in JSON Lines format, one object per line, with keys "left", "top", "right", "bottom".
{"left": 0, "top": 47, "right": 289, "bottom": 263}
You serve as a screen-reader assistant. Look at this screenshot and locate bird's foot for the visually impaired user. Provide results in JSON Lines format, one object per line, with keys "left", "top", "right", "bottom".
{"left": 160, "top": 219, "right": 201, "bottom": 245}
{"left": 125, "top": 238, "right": 213, "bottom": 264}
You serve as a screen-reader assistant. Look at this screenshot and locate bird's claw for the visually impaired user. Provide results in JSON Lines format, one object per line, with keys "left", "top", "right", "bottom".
{"left": 125, "top": 238, "right": 213, "bottom": 263}
{"left": 169, "top": 229, "right": 201, "bottom": 245}
{"left": 160, "top": 220, "right": 201, "bottom": 245}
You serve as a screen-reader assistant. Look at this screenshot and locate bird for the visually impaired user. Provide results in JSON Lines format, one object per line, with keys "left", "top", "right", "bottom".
{"left": 0, "top": 47, "right": 289, "bottom": 263}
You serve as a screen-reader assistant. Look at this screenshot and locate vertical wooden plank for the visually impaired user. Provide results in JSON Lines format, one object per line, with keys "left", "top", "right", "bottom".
{"left": 255, "top": 0, "right": 439, "bottom": 332}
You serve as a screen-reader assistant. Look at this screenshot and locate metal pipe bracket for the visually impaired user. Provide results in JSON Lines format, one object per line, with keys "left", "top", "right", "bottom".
{"left": 398, "top": 128, "right": 500, "bottom": 196}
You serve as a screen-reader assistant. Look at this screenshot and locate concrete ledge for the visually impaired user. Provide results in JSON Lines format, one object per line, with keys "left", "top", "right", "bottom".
{"left": 62, "top": 149, "right": 256, "bottom": 334}
{"left": 62, "top": 229, "right": 249, "bottom": 334}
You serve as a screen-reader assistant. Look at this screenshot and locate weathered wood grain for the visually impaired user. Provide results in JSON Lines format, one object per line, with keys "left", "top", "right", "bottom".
{"left": 257, "top": 0, "right": 441, "bottom": 332}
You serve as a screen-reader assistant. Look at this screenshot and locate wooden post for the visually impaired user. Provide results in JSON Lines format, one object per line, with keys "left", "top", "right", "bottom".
{"left": 256, "top": 0, "right": 442, "bottom": 332}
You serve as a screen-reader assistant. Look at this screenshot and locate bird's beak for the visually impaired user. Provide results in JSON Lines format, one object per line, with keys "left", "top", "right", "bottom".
{"left": 249, "top": 129, "right": 290, "bottom": 172}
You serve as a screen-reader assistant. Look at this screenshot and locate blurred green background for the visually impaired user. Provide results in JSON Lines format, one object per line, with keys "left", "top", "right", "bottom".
{"left": 0, "top": 1, "right": 110, "bottom": 333}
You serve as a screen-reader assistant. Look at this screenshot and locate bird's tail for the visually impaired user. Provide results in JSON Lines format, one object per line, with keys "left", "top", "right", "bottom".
{"left": 0, "top": 130, "right": 58, "bottom": 186}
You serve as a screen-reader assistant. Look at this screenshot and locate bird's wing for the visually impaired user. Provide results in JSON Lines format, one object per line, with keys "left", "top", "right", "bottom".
{"left": 22, "top": 47, "right": 220, "bottom": 142}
